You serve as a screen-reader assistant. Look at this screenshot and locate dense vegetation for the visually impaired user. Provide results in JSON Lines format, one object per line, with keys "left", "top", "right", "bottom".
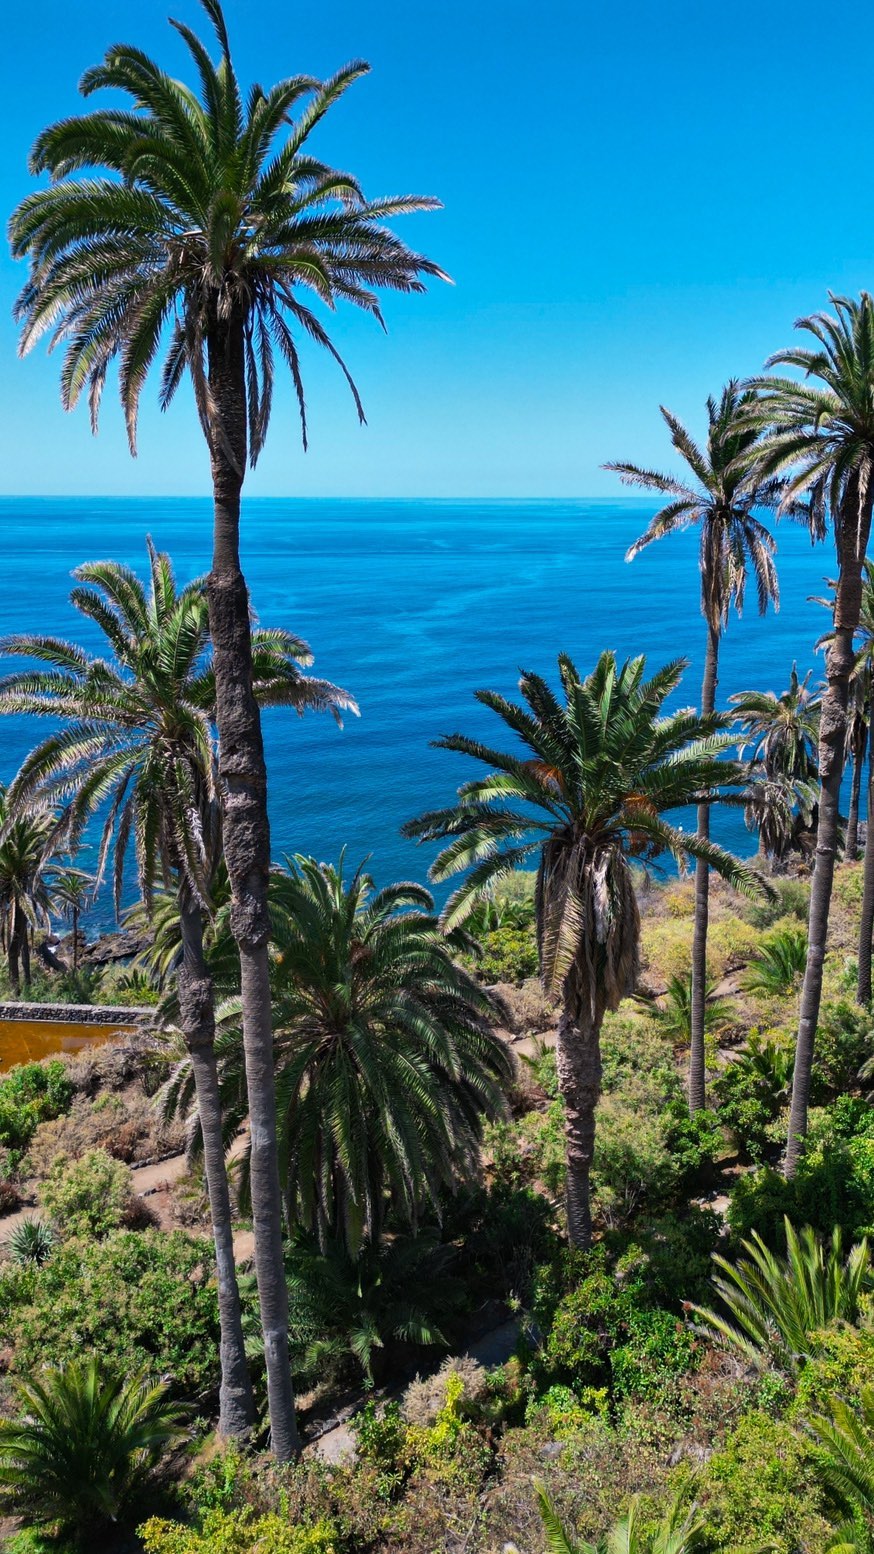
{"left": 1, "top": 2, "right": 874, "bottom": 1552}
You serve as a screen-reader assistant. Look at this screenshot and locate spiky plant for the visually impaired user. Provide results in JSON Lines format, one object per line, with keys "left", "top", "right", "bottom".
{"left": 650, "top": 971, "right": 734, "bottom": 1045}
{"left": 0, "top": 543, "right": 353, "bottom": 1441}
{"left": 8, "top": 1216, "right": 56, "bottom": 1269}
{"left": 0, "top": 1358, "right": 185, "bottom": 1541}
{"left": 809, "top": 1387, "right": 874, "bottom": 1554}
{"left": 161, "top": 855, "right": 511, "bottom": 1253}
{"left": 605, "top": 383, "right": 790, "bottom": 1115}
{"left": 9, "top": 0, "right": 443, "bottom": 1461}
{"left": 512, "top": 1485, "right": 705, "bottom": 1554}
{"left": 741, "top": 925, "right": 809, "bottom": 995}
{"left": 693, "top": 1218, "right": 872, "bottom": 1373}
{"left": 743, "top": 293, "right": 874, "bottom": 1174}
{"left": 404, "top": 650, "right": 758, "bottom": 1248}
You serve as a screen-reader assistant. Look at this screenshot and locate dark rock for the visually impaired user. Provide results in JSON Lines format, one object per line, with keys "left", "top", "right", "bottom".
{"left": 83, "top": 929, "right": 151, "bottom": 965}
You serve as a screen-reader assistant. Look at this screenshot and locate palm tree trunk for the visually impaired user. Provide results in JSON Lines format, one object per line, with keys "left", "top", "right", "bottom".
{"left": 858, "top": 761, "right": 874, "bottom": 1005}
{"left": 21, "top": 924, "right": 31, "bottom": 989}
{"left": 689, "top": 621, "right": 720, "bottom": 1113}
{"left": 178, "top": 886, "right": 255, "bottom": 1439}
{"left": 787, "top": 487, "right": 873, "bottom": 1174}
{"left": 72, "top": 905, "right": 79, "bottom": 972}
{"left": 205, "top": 314, "right": 300, "bottom": 1461}
{"left": 555, "top": 1002, "right": 602, "bottom": 1249}
{"left": 846, "top": 725, "right": 866, "bottom": 858}
{"left": 8, "top": 911, "right": 20, "bottom": 996}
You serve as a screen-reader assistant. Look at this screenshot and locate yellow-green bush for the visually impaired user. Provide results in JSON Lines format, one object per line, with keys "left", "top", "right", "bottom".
{"left": 695, "top": 1408, "right": 830, "bottom": 1554}
{"left": 139, "top": 1510, "right": 338, "bottom": 1554}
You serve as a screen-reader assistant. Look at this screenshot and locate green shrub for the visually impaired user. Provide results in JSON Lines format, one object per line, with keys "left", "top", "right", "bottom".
{"left": 714, "top": 1032, "right": 793, "bottom": 1161}
{"left": 0, "top": 1060, "right": 72, "bottom": 1165}
{"left": 611, "top": 1208, "right": 722, "bottom": 1308}
{"left": 0, "top": 1229, "right": 222, "bottom": 1400}
{"left": 474, "top": 924, "right": 538, "bottom": 983}
{"left": 140, "top": 1510, "right": 338, "bottom": 1554}
{"left": 790, "top": 1325, "right": 874, "bottom": 1419}
{"left": 524, "top": 1382, "right": 609, "bottom": 1436}
{"left": 609, "top": 1306, "right": 698, "bottom": 1407}
{"left": 728, "top": 1107, "right": 874, "bottom": 1242}
{"left": 811, "top": 999, "right": 874, "bottom": 1100}
{"left": 38, "top": 1148, "right": 133, "bottom": 1239}
{"left": 745, "top": 876, "right": 809, "bottom": 928}
{"left": 695, "top": 1408, "right": 830, "bottom": 1554}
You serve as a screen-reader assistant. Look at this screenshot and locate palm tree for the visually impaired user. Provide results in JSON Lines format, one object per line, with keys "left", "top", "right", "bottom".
{"left": 0, "top": 1358, "right": 185, "bottom": 1542}
{"left": 693, "top": 1219, "right": 871, "bottom": 1374}
{"left": 605, "top": 383, "right": 784, "bottom": 1114}
{"left": 404, "top": 650, "right": 757, "bottom": 1248}
{"left": 809, "top": 1388, "right": 874, "bottom": 1554}
{"left": 9, "top": 0, "right": 443, "bottom": 1461}
{"left": 513, "top": 1486, "right": 705, "bottom": 1554}
{"left": 741, "top": 771, "right": 818, "bottom": 868}
{"left": 0, "top": 543, "right": 353, "bottom": 1445}
{"left": 744, "top": 293, "right": 874, "bottom": 1174}
{"left": 162, "top": 855, "right": 512, "bottom": 1254}
{"left": 48, "top": 866, "right": 94, "bottom": 972}
{"left": 0, "top": 789, "right": 59, "bottom": 994}
{"left": 815, "top": 562, "right": 874, "bottom": 1003}
{"left": 730, "top": 664, "right": 821, "bottom": 783}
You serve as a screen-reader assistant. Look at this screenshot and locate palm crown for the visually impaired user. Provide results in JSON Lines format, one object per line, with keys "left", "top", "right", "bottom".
{"left": 404, "top": 651, "right": 755, "bottom": 1008}
{"left": 0, "top": 542, "right": 354, "bottom": 913}
{"left": 8, "top": 0, "right": 446, "bottom": 460}
{"left": 606, "top": 383, "right": 785, "bottom": 630}
{"left": 744, "top": 292, "right": 874, "bottom": 539}
{"left": 162, "top": 855, "right": 512, "bottom": 1251}
{"left": 730, "top": 665, "right": 821, "bottom": 783}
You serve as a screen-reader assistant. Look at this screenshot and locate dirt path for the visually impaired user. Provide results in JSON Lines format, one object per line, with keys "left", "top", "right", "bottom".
{"left": 0, "top": 1141, "right": 257, "bottom": 1265}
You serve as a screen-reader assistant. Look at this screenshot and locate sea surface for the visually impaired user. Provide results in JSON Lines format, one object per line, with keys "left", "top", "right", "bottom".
{"left": 0, "top": 497, "right": 845, "bottom": 927}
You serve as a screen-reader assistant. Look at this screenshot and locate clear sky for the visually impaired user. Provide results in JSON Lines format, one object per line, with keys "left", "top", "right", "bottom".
{"left": 2, "top": 0, "right": 874, "bottom": 499}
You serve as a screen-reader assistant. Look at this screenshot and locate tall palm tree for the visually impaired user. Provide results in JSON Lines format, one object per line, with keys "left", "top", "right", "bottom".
{"left": 741, "top": 772, "right": 817, "bottom": 868}
{"left": 9, "top": 0, "right": 442, "bottom": 1460}
{"left": 404, "top": 651, "right": 757, "bottom": 1248}
{"left": 48, "top": 866, "right": 94, "bottom": 972}
{"left": 815, "top": 563, "right": 874, "bottom": 1003}
{"left": 0, "top": 789, "right": 59, "bottom": 994}
{"left": 605, "top": 383, "right": 784, "bottom": 1113}
{"left": 744, "top": 292, "right": 874, "bottom": 1174}
{"left": 161, "top": 855, "right": 512, "bottom": 1254}
{"left": 0, "top": 543, "right": 353, "bottom": 1445}
{"left": 731, "top": 666, "right": 821, "bottom": 870}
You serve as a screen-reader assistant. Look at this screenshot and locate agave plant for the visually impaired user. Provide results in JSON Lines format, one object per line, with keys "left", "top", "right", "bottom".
{"left": 693, "top": 1218, "right": 872, "bottom": 1373}
{"left": 741, "top": 926, "right": 808, "bottom": 994}
{"left": 8, "top": 1216, "right": 56, "bottom": 1269}
{"left": 0, "top": 1358, "right": 185, "bottom": 1540}
{"left": 508, "top": 1485, "right": 705, "bottom": 1554}
{"left": 808, "top": 1387, "right": 874, "bottom": 1554}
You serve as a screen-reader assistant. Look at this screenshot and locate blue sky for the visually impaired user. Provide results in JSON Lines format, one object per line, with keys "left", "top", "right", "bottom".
{"left": 2, "top": 0, "right": 874, "bottom": 498}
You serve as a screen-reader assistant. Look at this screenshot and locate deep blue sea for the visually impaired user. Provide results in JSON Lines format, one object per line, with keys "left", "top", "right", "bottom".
{"left": 0, "top": 497, "right": 844, "bottom": 927}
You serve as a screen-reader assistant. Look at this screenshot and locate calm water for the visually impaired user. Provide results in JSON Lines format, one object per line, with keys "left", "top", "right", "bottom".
{"left": 0, "top": 497, "right": 842, "bottom": 926}
{"left": 0, "top": 1019, "right": 135, "bottom": 1071}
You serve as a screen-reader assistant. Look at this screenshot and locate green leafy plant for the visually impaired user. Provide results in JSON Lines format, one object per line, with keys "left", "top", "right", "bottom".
{"left": 38, "top": 1148, "right": 133, "bottom": 1239}
{"left": 714, "top": 1031, "right": 794, "bottom": 1160}
{"left": 693, "top": 1218, "right": 872, "bottom": 1372}
{"left": 0, "top": 1358, "right": 185, "bottom": 1544}
{"left": 139, "top": 1510, "right": 338, "bottom": 1554}
{"left": 0, "top": 1060, "right": 73, "bottom": 1165}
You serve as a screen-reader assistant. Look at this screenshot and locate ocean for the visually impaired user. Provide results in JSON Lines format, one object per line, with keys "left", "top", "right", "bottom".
{"left": 0, "top": 497, "right": 844, "bottom": 926}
